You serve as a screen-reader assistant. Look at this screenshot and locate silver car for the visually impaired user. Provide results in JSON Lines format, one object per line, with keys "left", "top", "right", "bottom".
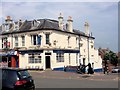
{"left": 111, "top": 67, "right": 120, "bottom": 73}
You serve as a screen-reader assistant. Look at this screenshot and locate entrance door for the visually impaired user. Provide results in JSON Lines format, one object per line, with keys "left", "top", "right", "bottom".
{"left": 45, "top": 56, "right": 51, "bottom": 69}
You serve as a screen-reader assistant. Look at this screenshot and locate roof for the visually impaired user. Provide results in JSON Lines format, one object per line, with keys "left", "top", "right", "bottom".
{"left": 0, "top": 19, "right": 95, "bottom": 39}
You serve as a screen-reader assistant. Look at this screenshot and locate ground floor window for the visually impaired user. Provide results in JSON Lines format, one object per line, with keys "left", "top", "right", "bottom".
{"left": 28, "top": 53, "right": 41, "bottom": 63}
{"left": 56, "top": 53, "right": 64, "bottom": 62}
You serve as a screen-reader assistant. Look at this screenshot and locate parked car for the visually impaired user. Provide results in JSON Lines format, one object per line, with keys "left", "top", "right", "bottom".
{"left": 1, "top": 67, "right": 35, "bottom": 90}
{"left": 111, "top": 67, "right": 120, "bottom": 73}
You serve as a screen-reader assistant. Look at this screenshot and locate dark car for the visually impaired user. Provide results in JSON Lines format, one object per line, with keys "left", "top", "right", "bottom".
{"left": 1, "top": 68, "right": 35, "bottom": 90}
{"left": 111, "top": 67, "right": 120, "bottom": 73}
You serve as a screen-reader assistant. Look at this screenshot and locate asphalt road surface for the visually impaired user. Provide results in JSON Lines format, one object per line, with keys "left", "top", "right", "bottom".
{"left": 29, "top": 70, "right": 119, "bottom": 88}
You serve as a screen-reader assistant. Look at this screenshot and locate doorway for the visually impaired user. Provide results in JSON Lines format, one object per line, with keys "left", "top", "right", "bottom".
{"left": 83, "top": 58, "right": 85, "bottom": 65}
{"left": 45, "top": 56, "right": 51, "bottom": 69}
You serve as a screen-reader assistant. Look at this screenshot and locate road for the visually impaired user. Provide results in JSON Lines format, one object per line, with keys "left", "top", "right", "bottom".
{"left": 29, "top": 70, "right": 119, "bottom": 88}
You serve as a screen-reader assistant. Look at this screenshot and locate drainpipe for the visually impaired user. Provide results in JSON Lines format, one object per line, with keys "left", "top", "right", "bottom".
{"left": 79, "top": 35, "right": 81, "bottom": 65}
{"left": 88, "top": 36, "right": 90, "bottom": 63}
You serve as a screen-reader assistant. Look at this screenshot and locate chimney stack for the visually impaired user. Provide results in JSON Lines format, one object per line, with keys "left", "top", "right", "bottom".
{"left": 58, "top": 13, "right": 63, "bottom": 30}
{"left": 84, "top": 22, "right": 89, "bottom": 36}
{"left": 5, "top": 16, "right": 13, "bottom": 23}
{"left": 67, "top": 16, "right": 73, "bottom": 32}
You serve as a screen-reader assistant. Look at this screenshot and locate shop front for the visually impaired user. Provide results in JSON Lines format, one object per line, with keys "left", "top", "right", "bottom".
{"left": 0, "top": 50, "right": 19, "bottom": 68}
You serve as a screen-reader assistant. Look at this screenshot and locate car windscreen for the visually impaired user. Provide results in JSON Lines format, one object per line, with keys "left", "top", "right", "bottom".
{"left": 17, "top": 70, "right": 31, "bottom": 79}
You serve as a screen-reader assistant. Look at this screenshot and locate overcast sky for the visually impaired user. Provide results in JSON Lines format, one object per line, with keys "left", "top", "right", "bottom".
{"left": 0, "top": 1, "right": 118, "bottom": 52}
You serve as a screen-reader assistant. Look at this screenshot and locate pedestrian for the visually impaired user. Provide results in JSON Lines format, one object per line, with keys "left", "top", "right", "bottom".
{"left": 106, "top": 66, "right": 109, "bottom": 75}
{"left": 103, "top": 66, "right": 106, "bottom": 74}
{"left": 64, "top": 66, "right": 67, "bottom": 72}
{"left": 82, "top": 64, "right": 86, "bottom": 74}
{"left": 87, "top": 63, "right": 94, "bottom": 74}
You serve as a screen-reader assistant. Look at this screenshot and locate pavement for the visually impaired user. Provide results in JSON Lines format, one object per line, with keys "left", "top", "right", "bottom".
{"left": 29, "top": 70, "right": 119, "bottom": 81}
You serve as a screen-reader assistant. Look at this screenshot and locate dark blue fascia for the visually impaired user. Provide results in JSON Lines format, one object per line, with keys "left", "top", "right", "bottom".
{"left": 19, "top": 50, "right": 43, "bottom": 54}
{"left": 53, "top": 50, "right": 80, "bottom": 53}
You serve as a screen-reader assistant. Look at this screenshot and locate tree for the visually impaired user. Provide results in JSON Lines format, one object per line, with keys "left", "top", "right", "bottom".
{"left": 103, "top": 51, "right": 118, "bottom": 66}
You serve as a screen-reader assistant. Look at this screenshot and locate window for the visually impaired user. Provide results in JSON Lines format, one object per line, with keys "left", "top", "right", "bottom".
{"left": 28, "top": 53, "right": 41, "bottom": 63}
{"left": 5, "top": 24, "right": 10, "bottom": 31}
{"left": 46, "top": 34, "right": 50, "bottom": 44}
{"left": 15, "top": 36, "right": 18, "bottom": 47}
{"left": 56, "top": 53, "right": 64, "bottom": 62}
{"left": 21, "top": 36, "right": 25, "bottom": 46}
{"left": 33, "top": 35, "right": 37, "bottom": 45}
{"left": 37, "top": 35, "right": 41, "bottom": 45}
{"left": 31, "top": 35, "right": 41, "bottom": 45}
{"left": 2, "top": 37, "right": 8, "bottom": 48}
{"left": 83, "top": 58, "right": 85, "bottom": 65}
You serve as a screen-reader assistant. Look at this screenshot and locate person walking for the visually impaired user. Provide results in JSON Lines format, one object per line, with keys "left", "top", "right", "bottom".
{"left": 87, "top": 63, "right": 94, "bottom": 74}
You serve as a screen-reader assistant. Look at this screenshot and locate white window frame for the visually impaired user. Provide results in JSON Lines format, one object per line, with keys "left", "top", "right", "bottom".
{"left": 21, "top": 36, "right": 25, "bottom": 46}
{"left": 28, "top": 53, "right": 41, "bottom": 63}
{"left": 56, "top": 53, "right": 64, "bottom": 62}
{"left": 15, "top": 36, "right": 18, "bottom": 47}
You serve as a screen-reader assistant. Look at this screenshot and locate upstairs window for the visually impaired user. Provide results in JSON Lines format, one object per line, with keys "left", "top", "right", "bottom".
{"left": 37, "top": 35, "right": 41, "bottom": 45}
{"left": 5, "top": 24, "right": 9, "bottom": 31}
{"left": 21, "top": 36, "right": 25, "bottom": 46}
{"left": 15, "top": 36, "right": 18, "bottom": 47}
{"left": 31, "top": 35, "right": 41, "bottom": 45}
{"left": 46, "top": 34, "right": 50, "bottom": 44}
{"left": 33, "top": 35, "right": 37, "bottom": 45}
{"left": 2, "top": 37, "right": 8, "bottom": 48}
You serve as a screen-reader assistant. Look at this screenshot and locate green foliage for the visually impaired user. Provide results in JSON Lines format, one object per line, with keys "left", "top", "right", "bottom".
{"left": 103, "top": 51, "right": 118, "bottom": 66}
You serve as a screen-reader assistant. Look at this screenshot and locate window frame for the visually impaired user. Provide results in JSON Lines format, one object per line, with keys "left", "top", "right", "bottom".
{"left": 21, "top": 36, "right": 25, "bottom": 46}
{"left": 15, "top": 36, "right": 18, "bottom": 47}
{"left": 46, "top": 33, "right": 50, "bottom": 44}
{"left": 28, "top": 53, "right": 42, "bottom": 64}
{"left": 56, "top": 53, "right": 64, "bottom": 62}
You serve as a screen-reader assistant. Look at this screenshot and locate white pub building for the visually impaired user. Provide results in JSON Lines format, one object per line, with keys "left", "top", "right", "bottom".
{"left": 0, "top": 13, "right": 102, "bottom": 72}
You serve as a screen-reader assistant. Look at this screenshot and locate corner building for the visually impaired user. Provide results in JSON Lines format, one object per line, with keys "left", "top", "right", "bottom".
{"left": 0, "top": 14, "right": 102, "bottom": 71}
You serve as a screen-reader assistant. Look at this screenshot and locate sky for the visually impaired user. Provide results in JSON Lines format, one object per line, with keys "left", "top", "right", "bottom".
{"left": 0, "top": 0, "right": 118, "bottom": 52}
